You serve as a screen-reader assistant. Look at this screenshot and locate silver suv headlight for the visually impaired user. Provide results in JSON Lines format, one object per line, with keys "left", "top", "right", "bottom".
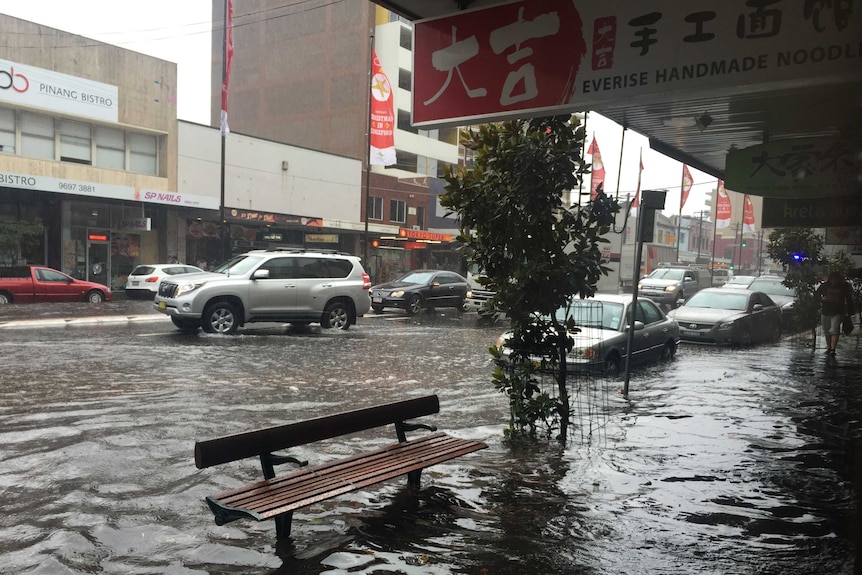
{"left": 175, "top": 281, "right": 206, "bottom": 297}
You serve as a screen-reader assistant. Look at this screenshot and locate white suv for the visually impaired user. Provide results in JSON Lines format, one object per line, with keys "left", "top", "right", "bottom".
{"left": 154, "top": 248, "right": 371, "bottom": 334}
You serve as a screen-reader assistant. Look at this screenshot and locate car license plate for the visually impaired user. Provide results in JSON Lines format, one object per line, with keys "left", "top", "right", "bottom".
{"left": 158, "top": 301, "right": 166, "bottom": 310}
{"left": 372, "top": 297, "right": 382, "bottom": 303}
{"left": 131, "top": 281, "right": 139, "bottom": 286}
{"left": 681, "top": 329, "right": 698, "bottom": 336}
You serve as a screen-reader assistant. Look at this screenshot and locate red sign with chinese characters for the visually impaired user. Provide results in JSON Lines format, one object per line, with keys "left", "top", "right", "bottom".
{"left": 413, "top": 0, "right": 586, "bottom": 126}
{"left": 413, "top": 0, "right": 862, "bottom": 126}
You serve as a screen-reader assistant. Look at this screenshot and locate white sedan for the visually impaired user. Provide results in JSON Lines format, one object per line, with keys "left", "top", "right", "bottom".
{"left": 124, "top": 264, "right": 203, "bottom": 299}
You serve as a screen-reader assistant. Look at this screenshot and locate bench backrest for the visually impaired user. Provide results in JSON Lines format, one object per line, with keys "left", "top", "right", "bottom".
{"left": 195, "top": 394, "right": 440, "bottom": 469}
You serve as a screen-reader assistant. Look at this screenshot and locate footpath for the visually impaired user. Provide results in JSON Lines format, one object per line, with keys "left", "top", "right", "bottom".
{"left": 0, "top": 298, "right": 168, "bottom": 329}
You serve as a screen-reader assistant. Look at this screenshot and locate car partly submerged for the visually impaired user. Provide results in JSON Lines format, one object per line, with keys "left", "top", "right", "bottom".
{"left": 496, "top": 293, "right": 680, "bottom": 377}
{"left": 668, "top": 287, "right": 782, "bottom": 345}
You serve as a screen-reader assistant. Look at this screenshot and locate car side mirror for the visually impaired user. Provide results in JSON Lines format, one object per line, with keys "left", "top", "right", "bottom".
{"left": 752, "top": 303, "right": 763, "bottom": 311}
{"left": 252, "top": 269, "right": 270, "bottom": 280}
{"left": 627, "top": 320, "right": 645, "bottom": 331}
{"left": 431, "top": 281, "right": 440, "bottom": 287}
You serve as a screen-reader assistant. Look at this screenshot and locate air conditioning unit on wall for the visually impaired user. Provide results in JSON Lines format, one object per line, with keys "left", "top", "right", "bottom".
{"left": 411, "top": 225, "right": 421, "bottom": 230}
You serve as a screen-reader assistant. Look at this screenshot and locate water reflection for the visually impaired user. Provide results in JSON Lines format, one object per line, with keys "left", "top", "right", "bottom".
{"left": 0, "top": 310, "right": 858, "bottom": 574}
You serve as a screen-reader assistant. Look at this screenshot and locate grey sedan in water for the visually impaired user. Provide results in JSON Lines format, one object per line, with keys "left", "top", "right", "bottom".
{"left": 497, "top": 293, "right": 680, "bottom": 376}
{"left": 668, "top": 288, "right": 782, "bottom": 345}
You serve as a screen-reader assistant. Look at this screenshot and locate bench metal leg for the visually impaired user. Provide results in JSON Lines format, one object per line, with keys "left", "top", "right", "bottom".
{"left": 407, "top": 469, "right": 422, "bottom": 486}
{"left": 275, "top": 512, "right": 293, "bottom": 539}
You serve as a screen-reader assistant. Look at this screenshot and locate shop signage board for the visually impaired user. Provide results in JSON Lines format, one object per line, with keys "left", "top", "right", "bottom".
{"left": 398, "top": 228, "right": 453, "bottom": 242}
{"left": 226, "top": 208, "right": 323, "bottom": 227}
{"left": 305, "top": 234, "right": 339, "bottom": 243}
{"left": 412, "top": 0, "right": 861, "bottom": 126}
{"left": 725, "top": 138, "right": 861, "bottom": 198}
{"left": 761, "top": 195, "right": 862, "bottom": 228}
{"left": 0, "top": 58, "right": 119, "bottom": 123}
{"left": 0, "top": 171, "right": 218, "bottom": 209}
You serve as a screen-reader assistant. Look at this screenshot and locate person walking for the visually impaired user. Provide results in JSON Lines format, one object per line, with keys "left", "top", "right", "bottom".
{"left": 815, "top": 270, "right": 854, "bottom": 355}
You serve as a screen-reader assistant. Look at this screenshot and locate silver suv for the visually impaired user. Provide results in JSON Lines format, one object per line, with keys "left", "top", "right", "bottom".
{"left": 154, "top": 248, "right": 371, "bottom": 334}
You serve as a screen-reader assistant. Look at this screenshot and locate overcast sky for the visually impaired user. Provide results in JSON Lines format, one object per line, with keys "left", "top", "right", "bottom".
{"left": 0, "top": 1, "right": 721, "bottom": 216}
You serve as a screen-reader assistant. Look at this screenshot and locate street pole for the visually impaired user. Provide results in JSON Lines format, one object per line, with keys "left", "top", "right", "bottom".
{"left": 362, "top": 33, "right": 375, "bottom": 265}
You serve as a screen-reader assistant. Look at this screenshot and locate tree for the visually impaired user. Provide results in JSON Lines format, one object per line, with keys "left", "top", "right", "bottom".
{"left": 766, "top": 228, "right": 823, "bottom": 338}
{"left": 0, "top": 217, "right": 44, "bottom": 266}
{"left": 441, "top": 116, "right": 619, "bottom": 441}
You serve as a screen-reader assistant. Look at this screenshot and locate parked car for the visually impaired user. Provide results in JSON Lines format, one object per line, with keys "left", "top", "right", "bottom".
{"left": 668, "top": 287, "right": 782, "bottom": 345}
{"left": 496, "top": 294, "right": 680, "bottom": 377}
{"left": 370, "top": 270, "right": 470, "bottom": 315}
{"left": 124, "top": 264, "right": 204, "bottom": 299}
{"left": 712, "top": 268, "right": 733, "bottom": 286}
{"left": 638, "top": 266, "right": 711, "bottom": 309}
{"left": 154, "top": 248, "right": 371, "bottom": 334}
{"left": 722, "top": 275, "right": 757, "bottom": 289}
{"left": 0, "top": 265, "right": 111, "bottom": 304}
{"left": 746, "top": 276, "right": 797, "bottom": 330}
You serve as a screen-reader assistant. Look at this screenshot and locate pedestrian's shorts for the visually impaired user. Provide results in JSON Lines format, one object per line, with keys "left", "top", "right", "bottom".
{"left": 822, "top": 313, "right": 843, "bottom": 335}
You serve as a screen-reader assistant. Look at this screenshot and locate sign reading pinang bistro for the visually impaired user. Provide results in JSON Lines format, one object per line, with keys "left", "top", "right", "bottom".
{"left": 0, "top": 58, "right": 119, "bottom": 123}
{"left": 398, "top": 228, "right": 453, "bottom": 242}
{"left": 412, "top": 0, "right": 861, "bottom": 126}
{"left": 0, "top": 172, "right": 218, "bottom": 209}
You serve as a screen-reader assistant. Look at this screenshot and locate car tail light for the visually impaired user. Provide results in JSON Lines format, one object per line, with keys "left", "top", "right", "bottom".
{"left": 145, "top": 277, "right": 160, "bottom": 283}
{"left": 362, "top": 272, "right": 371, "bottom": 290}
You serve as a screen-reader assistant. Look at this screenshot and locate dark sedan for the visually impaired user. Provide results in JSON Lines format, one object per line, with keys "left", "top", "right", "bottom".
{"left": 667, "top": 287, "right": 782, "bottom": 345}
{"left": 746, "top": 276, "right": 797, "bottom": 331}
{"left": 370, "top": 270, "right": 470, "bottom": 315}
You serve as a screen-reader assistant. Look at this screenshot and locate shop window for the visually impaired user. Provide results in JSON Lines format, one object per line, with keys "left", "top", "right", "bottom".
{"left": 369, "top": 196, "right": 383, "bottom": 220}
{"left": 390, "top": 199, "right": 406, "bottom": 224}
{"left": 95, "top": 126, "right": 125, "bottom": 169}
{"left": 20, "top": 112, "right": 54, "bottom": 160}
{"left": 129, "top": 132, "right": 158, "bottom": 175}
{"left": 0, "top": 107, "right": 15, "bottom": 154}
{"left": 60, "top": 119, "right": 92, "bottom": 165}
{"left": 397, "top": 109, "right": 417, "bottom": 134}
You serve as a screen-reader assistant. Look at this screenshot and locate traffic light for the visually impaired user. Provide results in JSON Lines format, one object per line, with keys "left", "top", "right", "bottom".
{"left": 741, "top": 240, "right": 747, "bottom": 248}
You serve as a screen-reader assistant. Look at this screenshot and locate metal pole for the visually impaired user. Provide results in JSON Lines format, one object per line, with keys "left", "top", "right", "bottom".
{"left": 219, "top": 0, "right": 228, "bottom": 264}
{"left": 623, "top": 202, "right": 647, "bottom": 399}
{"left": 614, "top": 126, "right": 627, "bottom": 289}
{"left": 710, "top": 182, "right": 718, "bottom": 274}
{"left": 675, "top": 167, "right": 684, "bottom": 262}
{"left": 363, "top": 33, "right": 375, "bottom": 265}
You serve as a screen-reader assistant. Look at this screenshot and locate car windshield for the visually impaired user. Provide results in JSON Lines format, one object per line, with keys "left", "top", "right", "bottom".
{"left": 395, "top": 271, "right": 436, "bottom": 285}
{"left": 552, "top": 300, "right": 624, "bottom": 331}
{"left": 748, "top": 280, "right": 795, "bottom": 297}
{"left": 648, "top": 269, "right": 684, "bottom": 280}
{"left": 685, "top": 290, "right": 748, "bottom": 310}
{"left": 210, "top": 255, "right": 264, "bottom": 275}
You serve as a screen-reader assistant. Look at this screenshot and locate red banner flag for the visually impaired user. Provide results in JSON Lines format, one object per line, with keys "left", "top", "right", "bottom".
{"left": 716, "top": 180, "right": 732, "bottom": 229}
{"left": 220, "top": 0, "right": 234, "bottom": 137}
{"left": 587, "top": 135, "right": 605, "bottom": 200}
{"left": 370, "top": 51, "right": 396, "bottom": 166}
{"left": 742, "top": 194, "right": 756, "bottom": 233}
{"left": 680, "top": 164, "right": 693, "bottom": 210}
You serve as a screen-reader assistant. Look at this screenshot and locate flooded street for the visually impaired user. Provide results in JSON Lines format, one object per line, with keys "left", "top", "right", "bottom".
{"left": 0, "top": 303, "right": 859, "bottom": 574}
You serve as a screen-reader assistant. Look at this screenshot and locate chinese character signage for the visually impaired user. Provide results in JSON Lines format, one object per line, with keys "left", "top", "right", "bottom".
{"left": 413, "top": 0, "right": 861, "bottom": 126}
{"left": 726, "top": 138, "right": 861, "bottom": 198}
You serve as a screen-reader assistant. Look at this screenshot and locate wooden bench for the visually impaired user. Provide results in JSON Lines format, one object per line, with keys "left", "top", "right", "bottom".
{"left": 194, "top": 395, "right": 487, "bottom": 539}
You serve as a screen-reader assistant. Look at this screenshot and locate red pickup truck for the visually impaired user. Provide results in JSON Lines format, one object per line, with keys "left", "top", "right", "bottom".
{"left": 0, "top": 266, "right": 112, "bottom": 304}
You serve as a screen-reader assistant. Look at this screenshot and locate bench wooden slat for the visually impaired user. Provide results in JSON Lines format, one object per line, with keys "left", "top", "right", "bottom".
{"left": 221, "top": 433, "right": 471, "bottom": 515}
{"left": 195, "top": 395, "right": 440, "bottom": 469}
{"left": 205, "top": 432, "right": 486, "bottom": 524}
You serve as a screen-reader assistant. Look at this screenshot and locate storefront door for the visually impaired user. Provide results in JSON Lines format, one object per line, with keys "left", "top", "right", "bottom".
{"left": 87, "top": 232, "right": 109, "bottom": 287}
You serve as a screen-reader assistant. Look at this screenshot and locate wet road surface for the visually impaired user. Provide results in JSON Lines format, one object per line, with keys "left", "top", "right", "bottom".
{"left": 0, "top": 301, "right": 859, "bottom": 574}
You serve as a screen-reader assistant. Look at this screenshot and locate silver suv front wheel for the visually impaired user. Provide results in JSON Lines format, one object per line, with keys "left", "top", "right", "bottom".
{"left": 203, "top": 302, "right": 239, "bottom": 335}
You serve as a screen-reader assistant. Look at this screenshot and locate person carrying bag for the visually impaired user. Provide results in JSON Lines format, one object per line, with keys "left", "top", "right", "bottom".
{"left": 816, "top": 271, "right": 855, "bottom": 355}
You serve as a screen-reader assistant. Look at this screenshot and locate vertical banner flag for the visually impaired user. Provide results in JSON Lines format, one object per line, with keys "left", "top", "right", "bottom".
{"left": 587, "top": 135, "right": 605, "bottom": 200}
{"left": 631, "top": 149, "right": 643, "bottom": 213}
{"left": 716, "top": 180, "right": 732, "bottom": 229}
{"left": 220, "top": 0, "right": 234, "bottom": 136}
{"left": 680, "top": 164, "right": 693, "bottom": 211}
{"left": 742, "top": 194, "right": 756, "bottom": 233}
{"left": 370, "top": 51, "right": 396, "bottom": 166}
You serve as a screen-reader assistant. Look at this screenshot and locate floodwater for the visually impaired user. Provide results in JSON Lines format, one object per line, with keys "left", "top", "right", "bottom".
{"left": 0, "top": 303, "right": 859, "bottom": 574}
